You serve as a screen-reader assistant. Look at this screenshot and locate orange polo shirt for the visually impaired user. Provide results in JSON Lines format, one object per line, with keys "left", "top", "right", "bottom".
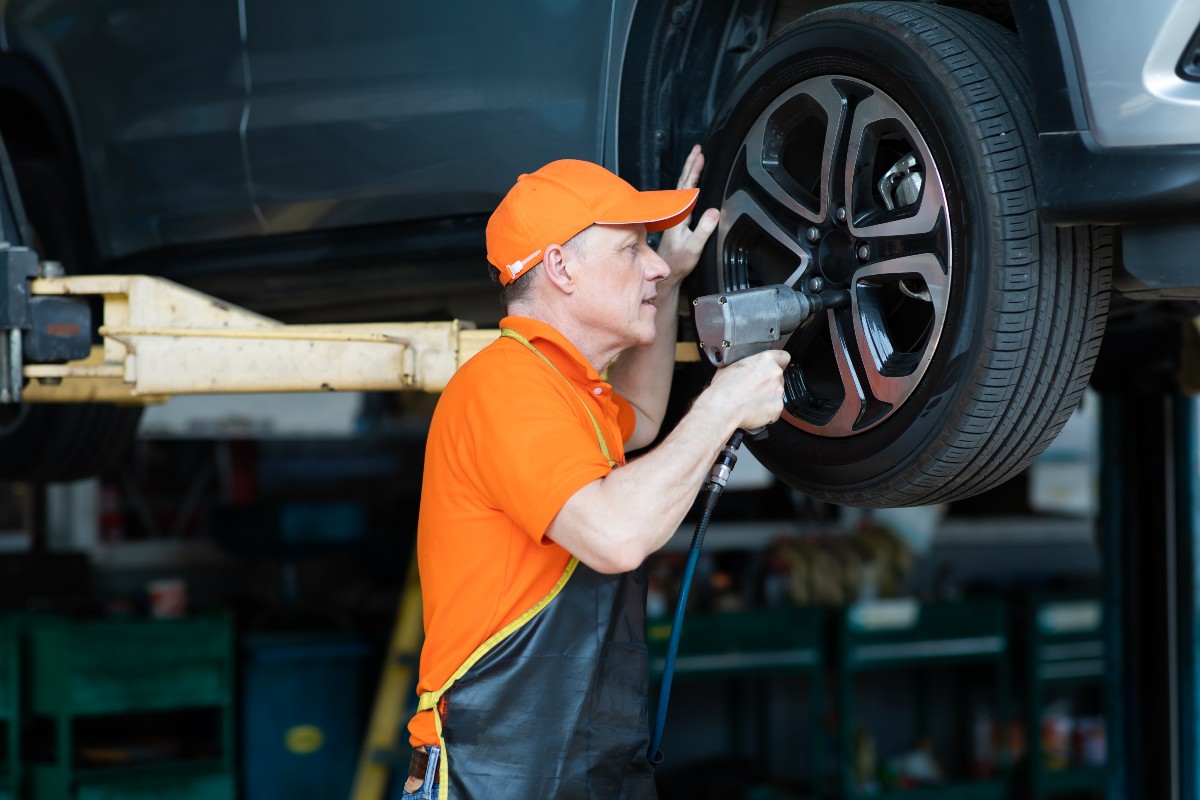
{"left": 407, "top": 315, "right": 637, "bottom": 748}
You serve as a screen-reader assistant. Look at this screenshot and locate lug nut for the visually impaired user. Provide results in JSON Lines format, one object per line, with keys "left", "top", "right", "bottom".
{"left": 835, "top": 206, "right": 847, "bottom": 223}
{"left": 808, "top": 277, "right": 824, "bottom": 293}
{"left": 857, "top": 245, "right": 870, "bottom": 261}
{"left": 806, "top": 227, "right": 820, "bottom": 243}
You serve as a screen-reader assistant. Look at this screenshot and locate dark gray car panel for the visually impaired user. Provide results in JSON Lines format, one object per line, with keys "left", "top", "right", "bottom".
{"left": 3, "top": 0, "right": 259, "bottom": 259}
{"left": 243, "top": 0, "right": 620, "bottom": 237}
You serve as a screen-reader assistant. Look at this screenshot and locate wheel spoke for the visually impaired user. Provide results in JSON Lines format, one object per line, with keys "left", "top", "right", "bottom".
{"left": 744, "top": 77, "right": 847, "bottom": 224}
{"left": 718, "top": 189, "right": 811, "bottom": 288}
{"left": 791, "top": 310, "right": 871, "bottom": 435}
{"left": 850, "top": 253, "right": 949, "bottom": 401}
{"left": 843, "top": 92, "right": 947, "bottom": 240}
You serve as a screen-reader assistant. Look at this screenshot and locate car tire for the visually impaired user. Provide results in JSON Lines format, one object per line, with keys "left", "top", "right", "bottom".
{"left": 693, "top": 2, "right": 1111, "bottom": 507}
{"left": 0, "top": 157, "right": 142, "bottom": 483}
{"left": 0, "top": 402, "right": 143, "bottom": 483}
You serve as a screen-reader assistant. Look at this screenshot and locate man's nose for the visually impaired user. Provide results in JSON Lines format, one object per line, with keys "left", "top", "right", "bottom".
{"left": 647, "top": 250, "right": 670, "bottom": 281}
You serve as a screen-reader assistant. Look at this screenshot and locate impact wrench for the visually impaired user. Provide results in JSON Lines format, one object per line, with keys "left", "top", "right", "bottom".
{"left": 648, "top": 283, "right": 850, "bottom": 764}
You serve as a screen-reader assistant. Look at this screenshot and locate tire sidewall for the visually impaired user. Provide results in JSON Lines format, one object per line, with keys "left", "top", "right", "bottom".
{"left": 0, "top": 158, "right": 141, "bottom": 483}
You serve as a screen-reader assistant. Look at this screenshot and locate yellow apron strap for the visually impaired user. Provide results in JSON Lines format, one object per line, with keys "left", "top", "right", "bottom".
{"left": 419, "top": 328, "right": 618, "bottom": 798}
{"left": 421, "top": 557, "right": 581, "bottom": 800}
{"left": 500, "top": 327, "right": 615, "bottom": 468}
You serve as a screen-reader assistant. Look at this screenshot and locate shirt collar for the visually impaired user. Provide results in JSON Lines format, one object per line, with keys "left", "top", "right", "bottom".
{"left": 499, "top": 315, "right": 608, "bottom": 387}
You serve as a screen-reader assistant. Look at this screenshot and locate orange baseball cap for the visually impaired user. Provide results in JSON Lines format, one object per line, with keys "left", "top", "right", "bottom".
{"left": 486, "top": 159, "right": 698, "bottom": 285}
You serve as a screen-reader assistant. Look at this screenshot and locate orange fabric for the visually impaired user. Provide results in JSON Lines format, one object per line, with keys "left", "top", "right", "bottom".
{"left": 486, "top": 159, "right": 697, "bottom": 284}
{"left": 407, "top": 315, "right": 638, "bottom": 747}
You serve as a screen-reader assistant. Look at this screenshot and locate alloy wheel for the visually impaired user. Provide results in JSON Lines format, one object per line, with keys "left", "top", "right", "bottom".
{"left": 715, "top": 75, "right": 952, "bottom": 437}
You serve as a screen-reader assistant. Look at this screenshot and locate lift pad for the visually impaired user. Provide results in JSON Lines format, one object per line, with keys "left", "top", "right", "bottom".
{"left": 19, "top": 274, "right": 501, "bottom": 403}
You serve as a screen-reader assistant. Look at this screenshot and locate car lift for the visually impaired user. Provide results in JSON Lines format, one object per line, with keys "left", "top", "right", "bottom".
{"left": 1094, "top": 311, "right": 1200, "bottom": 800}
{"left": 3, "top": 267, "right": 501, "bottom": 405}
{"left": 2, "top": 254, "right": 696, "bottom": 405}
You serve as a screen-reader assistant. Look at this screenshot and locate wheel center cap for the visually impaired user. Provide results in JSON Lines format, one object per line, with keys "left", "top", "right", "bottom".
{"left": 817, "top": 229, "right": 855, "bottom": 285}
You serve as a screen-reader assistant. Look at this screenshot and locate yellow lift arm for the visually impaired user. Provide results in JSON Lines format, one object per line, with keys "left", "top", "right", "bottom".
{"left": 16, "top": 272, "right": 698, "bottom": 404}
{"left": 19, "top": 273, "right": 502, "bottom": 403}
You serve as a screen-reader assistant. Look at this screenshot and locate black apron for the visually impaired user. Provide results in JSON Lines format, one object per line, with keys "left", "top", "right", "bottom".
{"left": 415, "top": 328, "right": 657, "bottom": 800}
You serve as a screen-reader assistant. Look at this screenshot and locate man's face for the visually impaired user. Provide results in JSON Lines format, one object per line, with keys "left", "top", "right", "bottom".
{"left": 567, "top": 223, "right": 670, "bottom": 351}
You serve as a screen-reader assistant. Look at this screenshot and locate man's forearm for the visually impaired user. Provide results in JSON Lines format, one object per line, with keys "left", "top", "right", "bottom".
{"left": 545, "top": 388, "right": 738, "bottom": 573}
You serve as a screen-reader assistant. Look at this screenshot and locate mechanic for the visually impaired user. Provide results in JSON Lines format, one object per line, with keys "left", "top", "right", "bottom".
{"left": 403, "top": 146, "right": 791, "bottom": 800}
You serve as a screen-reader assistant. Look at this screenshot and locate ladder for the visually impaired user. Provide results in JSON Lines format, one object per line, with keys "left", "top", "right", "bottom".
{"left": 351, "top": 548, "right": 425, "bottom": 800}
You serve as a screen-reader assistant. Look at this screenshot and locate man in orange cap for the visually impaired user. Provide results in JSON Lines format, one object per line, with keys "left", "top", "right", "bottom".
{"left": 404, "top": 146, "right": 790, "bottom": 799}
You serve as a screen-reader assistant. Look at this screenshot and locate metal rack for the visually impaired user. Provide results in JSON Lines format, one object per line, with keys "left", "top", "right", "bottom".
{"left": 837, "top": 599, "right": 1012, "bottom": 800}
{"left": 1021, "top": 597, "right": 1105, "bottom": 798}
{"left": 648, "top": 607, "right": 826, "bottom": 799}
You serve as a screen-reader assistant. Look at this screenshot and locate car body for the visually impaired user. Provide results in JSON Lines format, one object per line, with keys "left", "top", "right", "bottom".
{"left": 1, "top": 0, "right": 1197, "bottom": 500}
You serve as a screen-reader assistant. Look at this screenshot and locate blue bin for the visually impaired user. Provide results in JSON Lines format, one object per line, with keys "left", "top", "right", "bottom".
{"left": 241, "top": 633, "right": 372, "bottom": 800}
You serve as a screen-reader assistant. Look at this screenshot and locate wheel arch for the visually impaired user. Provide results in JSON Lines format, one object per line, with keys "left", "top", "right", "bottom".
{"left": 1005, "top": 0, "right": 1088, "bottom": 134}
{"left": 617, "top": 0, "right": 780, "bottom": 191}
{"left": 618, "top": 0, "right": 1084, "bottom": 175}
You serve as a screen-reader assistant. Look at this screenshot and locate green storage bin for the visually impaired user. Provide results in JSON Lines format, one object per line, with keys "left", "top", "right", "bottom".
{"left": 74, "top": 768, "right": 234, "bottom": 800}
{"left": 30, "top": 616, "right": 231, "bottom": 716}
{"left": 25, "top": 614, "right": 234, "bottom": 800}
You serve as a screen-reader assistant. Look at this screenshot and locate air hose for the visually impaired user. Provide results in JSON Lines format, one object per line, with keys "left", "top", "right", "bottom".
{"left": 647, "top": 430, "right": 744, "bottom": 764}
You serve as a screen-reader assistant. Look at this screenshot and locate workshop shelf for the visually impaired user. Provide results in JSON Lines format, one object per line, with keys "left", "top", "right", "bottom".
{"left": 837, "top": 599, "right": 1012, "bottom": 800}
{"left": 840, "top": 599, "right": 1008, "bottom": 671}
{"left": 24, "top": 614, "right": 235, "bottom": 800}
{"left": 648, "top": 608, "right": 826, "bottom": 800}
{"left": 648, "top": 607, "right": 823, "bottom": 679}
{"left": 1019, "top": 597, "right": 1105, "bottom": 798}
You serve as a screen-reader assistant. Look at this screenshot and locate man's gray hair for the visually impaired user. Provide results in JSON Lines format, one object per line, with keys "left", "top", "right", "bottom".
{"left": 493, "top": 262, "right": 540, "bottom": 308}
{"left": 490, "top": 226, "right": 594, "bottom": 311}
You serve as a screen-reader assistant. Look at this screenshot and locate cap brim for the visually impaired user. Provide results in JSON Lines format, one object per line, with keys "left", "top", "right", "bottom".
{"left": 595, "top": 187, "right": 699, "bottom": 233}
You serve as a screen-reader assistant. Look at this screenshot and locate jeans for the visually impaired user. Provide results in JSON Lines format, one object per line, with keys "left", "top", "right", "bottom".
{"left": 401, "top": 745, "right": 440, "bottom": 800}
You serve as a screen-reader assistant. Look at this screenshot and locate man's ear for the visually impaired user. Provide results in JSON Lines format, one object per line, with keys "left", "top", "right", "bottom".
{"left": 541, "top": 243, "right": 576, "bottom": 295}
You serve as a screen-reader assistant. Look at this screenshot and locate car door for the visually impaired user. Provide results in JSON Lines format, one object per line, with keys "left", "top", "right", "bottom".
{"left": 3, "top": 0, "right": 258, "bottom": 258}
{"left": 241, "top": 0, "right": 614, "bottom": 236}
